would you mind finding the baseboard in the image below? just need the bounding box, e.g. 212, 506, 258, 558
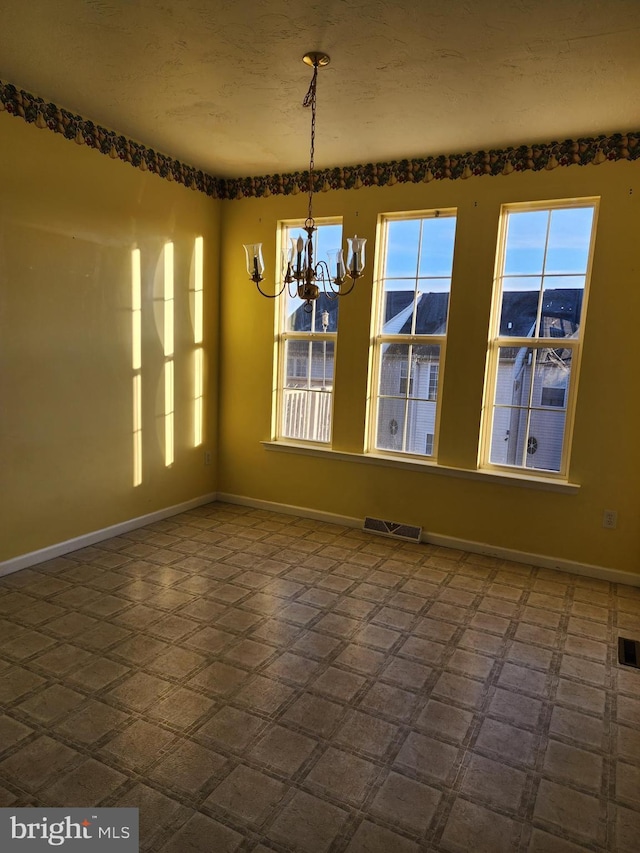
217, 492, 361, 530
5, 489, 638, 589
424, 532, 640, 587
218, 492, 640, 588
0, 492, 218, 578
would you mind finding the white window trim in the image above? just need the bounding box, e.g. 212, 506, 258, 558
262, 440, 579, 494
479, 197, 599, 480
368, 209, 457, 461
274, 217, 342, 446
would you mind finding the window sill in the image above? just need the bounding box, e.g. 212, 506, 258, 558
261, 441, 580, 494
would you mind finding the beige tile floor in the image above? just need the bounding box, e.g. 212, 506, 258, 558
0, 502, 639, 852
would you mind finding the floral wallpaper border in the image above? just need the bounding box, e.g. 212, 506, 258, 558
222, 132, 640, 199
0, 80, 223, 197
2, 78, 639, 201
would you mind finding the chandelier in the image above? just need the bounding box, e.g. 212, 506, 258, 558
244, 52, 366, 311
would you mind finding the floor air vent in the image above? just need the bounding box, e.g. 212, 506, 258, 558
618, 637, 640, 669
363, 517, 422, 543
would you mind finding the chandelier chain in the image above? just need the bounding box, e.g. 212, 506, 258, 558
303, 63, 318, 225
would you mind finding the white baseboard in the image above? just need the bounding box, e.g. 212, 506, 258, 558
0, 492, 218, 578
218, 492, 640, 588
217, 492, 361, 530
4, 490, 638, 589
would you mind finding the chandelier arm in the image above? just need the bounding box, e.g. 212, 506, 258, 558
315, 259, 330, 291
326, 279, 356, 297
336, 278, 356, 296
255, 279, 287, 299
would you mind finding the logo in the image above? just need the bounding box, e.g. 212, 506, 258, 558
1, 809, 138, 851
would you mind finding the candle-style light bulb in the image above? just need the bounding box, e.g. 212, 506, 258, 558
243, 243, 264, 282
327, 249, 346, 284
347, 235, 366, 278
296, 236, 304, 277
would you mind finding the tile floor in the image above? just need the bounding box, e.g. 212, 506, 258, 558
0, 502, 639, 852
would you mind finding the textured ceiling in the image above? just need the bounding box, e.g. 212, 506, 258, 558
1, 0, 639, 178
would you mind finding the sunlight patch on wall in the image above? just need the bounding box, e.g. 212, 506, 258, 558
131, 249, 143, 486
194, 236, 204, 345
164, 360, 175, 468
164, 242, 175, 466
132, 375, 142, 487
194, 348, 204, 447
193, 236, 204, 447
164, 242, 174, 358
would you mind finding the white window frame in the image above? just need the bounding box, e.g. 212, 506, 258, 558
274, 217, 342, 446
368, 209, 457, 460
480, 198, 599, 478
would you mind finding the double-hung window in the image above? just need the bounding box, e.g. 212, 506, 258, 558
370, 211, 457, 457
483, 200, 598, 475
276, 219, 342, 444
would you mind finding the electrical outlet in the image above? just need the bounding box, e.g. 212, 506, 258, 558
204, 450, 212, 465
602, 509, 618, 529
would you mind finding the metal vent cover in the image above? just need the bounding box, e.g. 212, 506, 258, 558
363, 517, 422, 543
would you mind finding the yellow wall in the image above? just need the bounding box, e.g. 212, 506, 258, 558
0, 112, 220, 561
2, 103, 639, 576
219, 161, 640, 574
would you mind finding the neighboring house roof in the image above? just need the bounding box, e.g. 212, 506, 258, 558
394, 291, 449, 336
289, 293, 339, 332
384, 299, 415, 334
499, 288, 583, 337
384, 291, 414, 324
288, 287, 583, 340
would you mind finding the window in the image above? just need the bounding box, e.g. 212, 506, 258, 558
541, 386, 566, 408
276, 220, 342, 443
425, 432, 434, 456
483, 200, 597, 475
370, 211, 457, 457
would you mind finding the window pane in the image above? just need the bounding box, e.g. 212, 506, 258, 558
315, 223, 343, 263
545, 207, 594, 274
282, 389, 333, 442
286, 294, 339, 334
409, 346, 440, 400
385, 219, 420, 277
531, 347, 571, 409
494, 346, 534, 406
376, 397, 406, 451
284, 224, 342, 332
414, 284, 450, 335
285, 339, 310, 386
490, 406, 529, 467
489, 405, 566, 471
379, 343, 410, 397
490, 348, 570, 471
285, 340, 334, 389
405, 400, 437, 455
419, 216, 456, 277
382, 284, 417, 334
499, 277, 541, 337
309, 340, 334, 387
540, 276, 585, 337
503, 210, 549, 276
526, 409, 566, 471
